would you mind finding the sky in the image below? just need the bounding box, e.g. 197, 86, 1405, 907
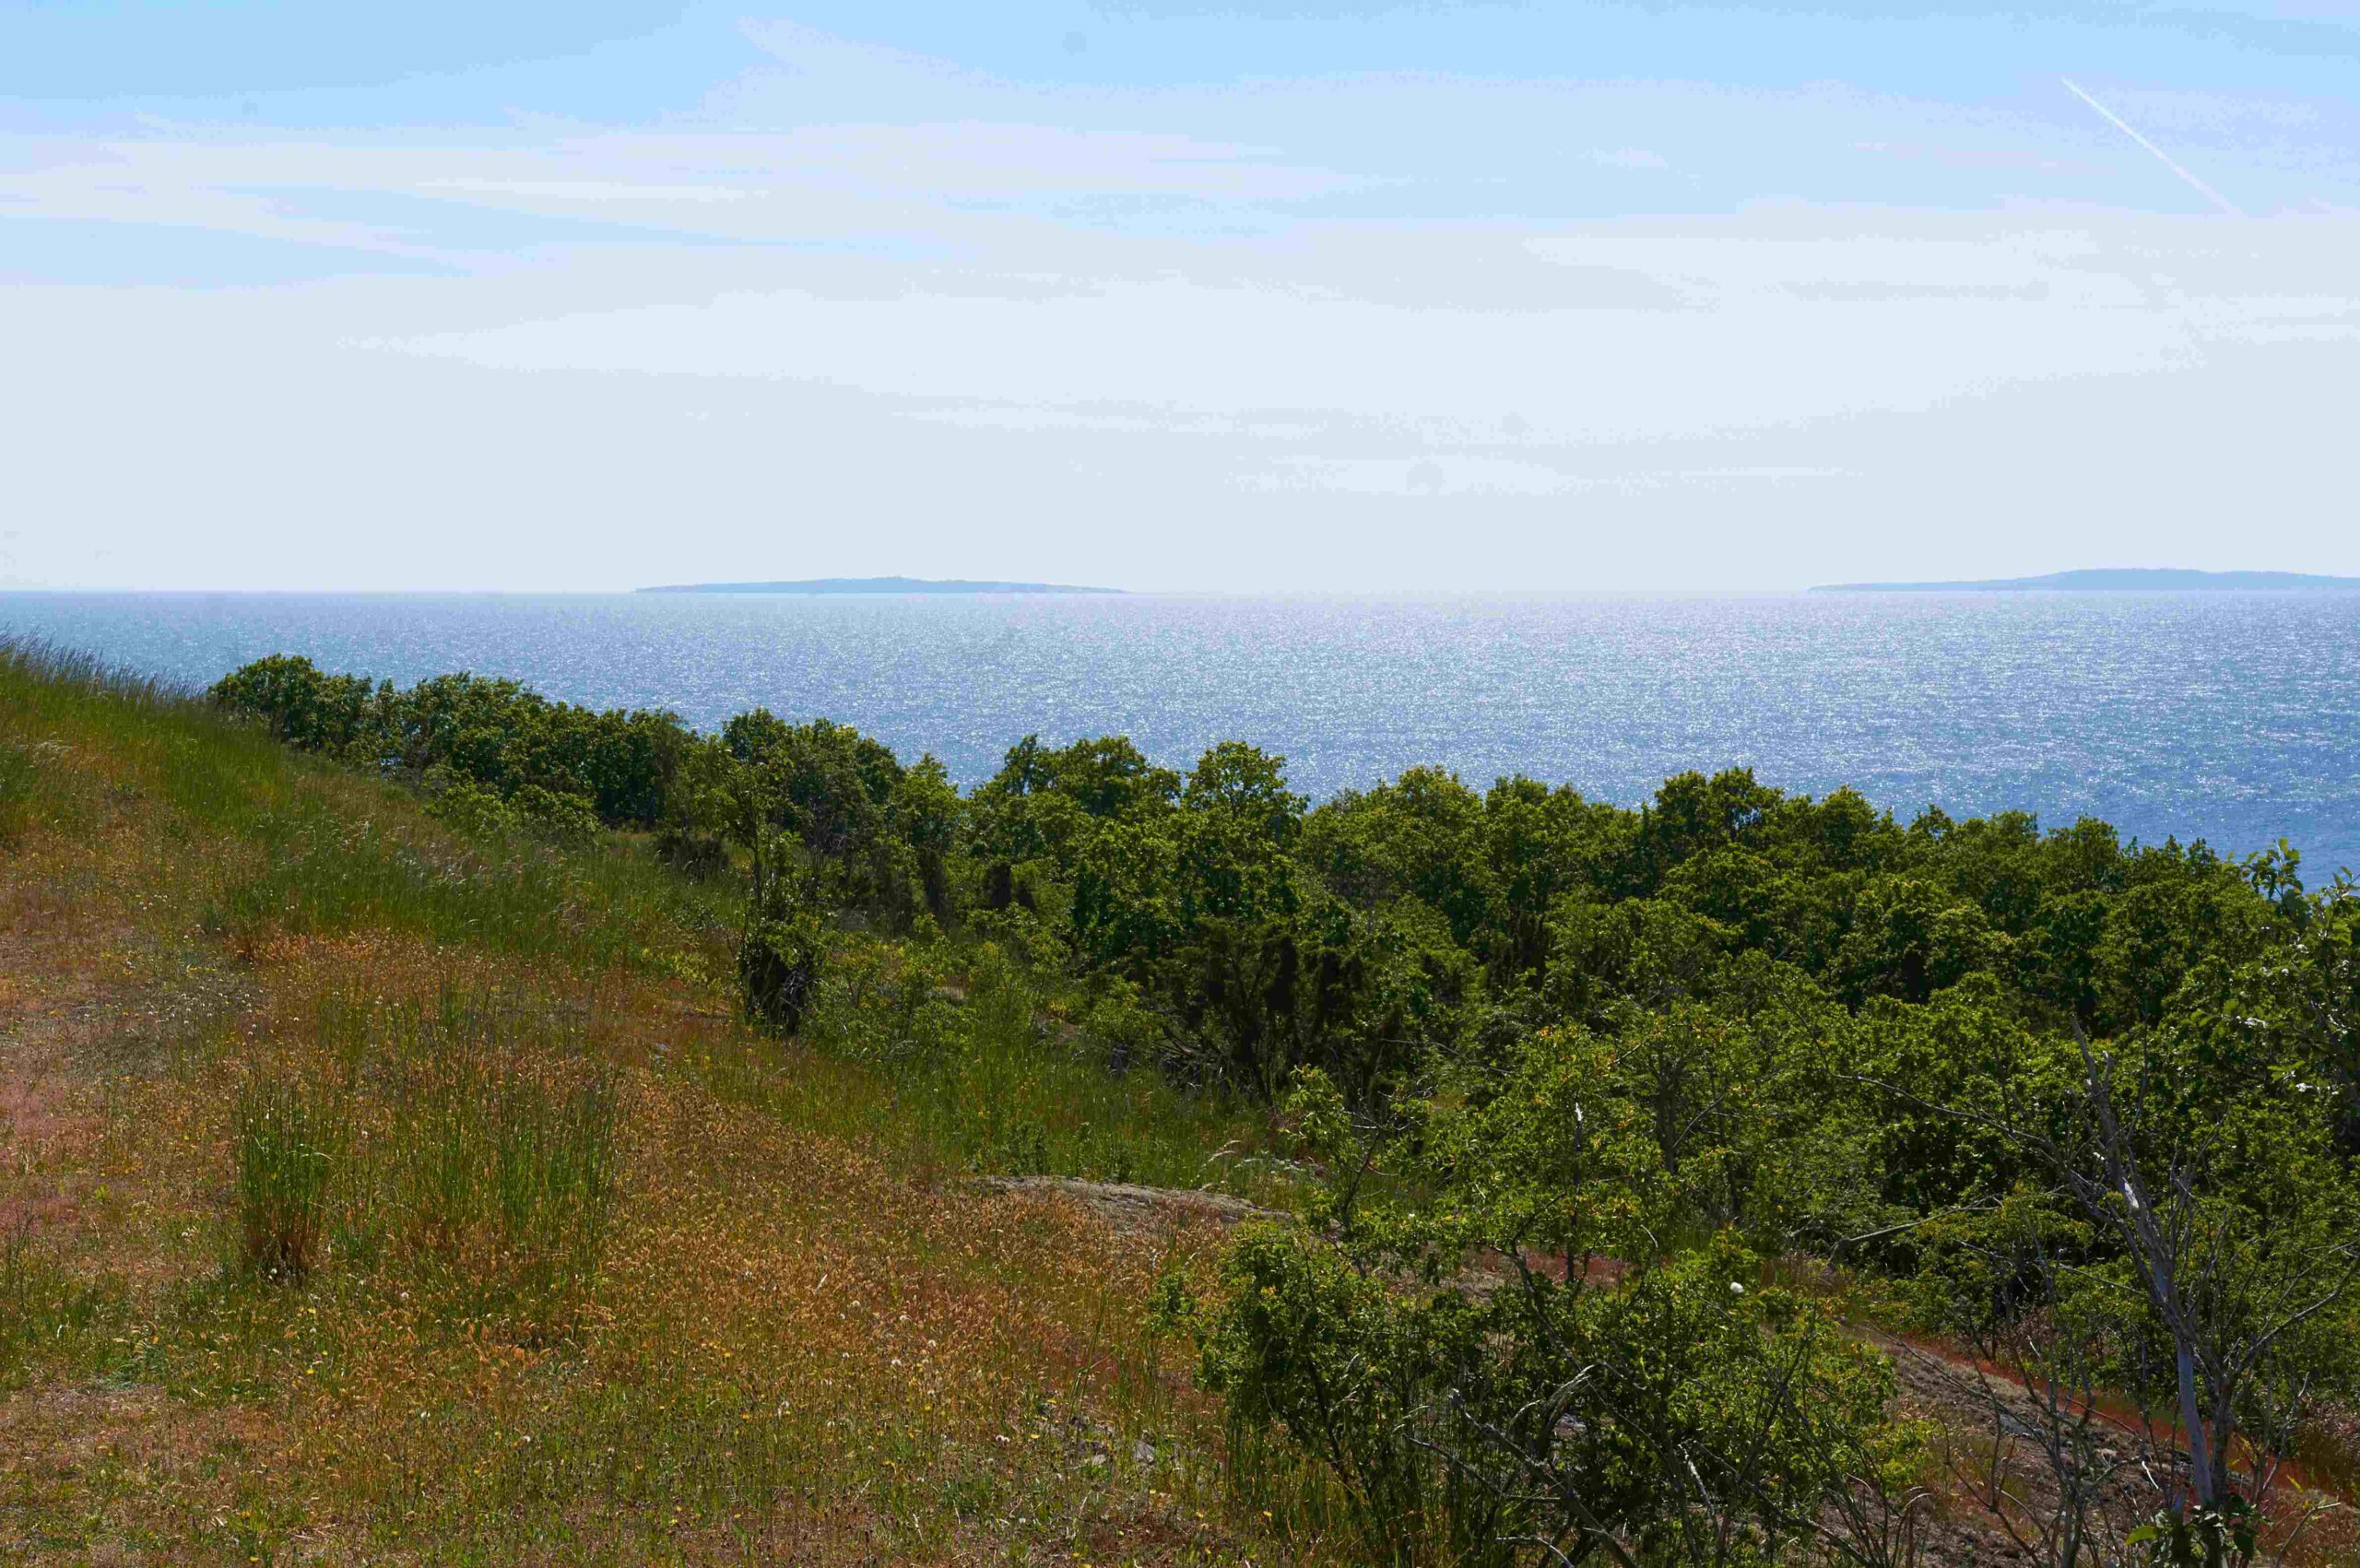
3, 1, 2355, 593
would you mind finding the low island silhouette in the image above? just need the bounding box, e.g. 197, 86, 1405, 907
1813, 567, 2360, 593
638, 575, 1122, 595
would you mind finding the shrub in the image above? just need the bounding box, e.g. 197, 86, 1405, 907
739, 913, 826, 1037
1080, 974, 1169, 1073
1179, 1224, 1512, 1565
1169, 1061, 1918, 1566
509, 783, 601, 845
654, 823, 729, 879
426, 778, 515, 836
1180, 1229, 1906, 1568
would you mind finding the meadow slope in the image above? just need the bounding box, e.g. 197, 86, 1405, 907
0, 646, 1287, 1565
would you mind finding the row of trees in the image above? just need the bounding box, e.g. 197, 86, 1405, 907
212, 655, 2302, 1097
208, 655, 690, 830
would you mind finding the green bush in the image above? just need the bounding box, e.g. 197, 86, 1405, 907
1178, 1222, 1907, 1567
1177, 1223, 1510, 1565
425, 776, 515, 835
210, 654, 692, 829
1164, 1058, 1920, 1565
738, 912, 826, 1038
209, 652, 2330, 1116
509, 783, 602, 844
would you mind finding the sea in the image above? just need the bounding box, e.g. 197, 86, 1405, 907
6, 590, 2356, 880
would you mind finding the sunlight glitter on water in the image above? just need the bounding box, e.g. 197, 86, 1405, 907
7, 589, 2356, 877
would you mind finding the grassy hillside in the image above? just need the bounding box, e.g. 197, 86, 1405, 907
0, 642, 1292, 1564
9, 640, 2359, 1567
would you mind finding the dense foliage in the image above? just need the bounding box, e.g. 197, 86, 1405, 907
212, 654, 2360, 1563
209, 654, 692, 831
210, 654, 2343, 1103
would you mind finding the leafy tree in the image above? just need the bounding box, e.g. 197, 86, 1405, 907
208, 654, 392, 756
1172, 1059, 1915, 1567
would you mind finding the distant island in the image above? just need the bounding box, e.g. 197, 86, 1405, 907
639, 576, 1123, 596
1813, 568, 2360, 594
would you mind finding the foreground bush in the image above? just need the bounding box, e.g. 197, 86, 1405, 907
739, 910, 826, 1038
1185, 1231, 1906, 1567
1167, 1057, 1920, 1566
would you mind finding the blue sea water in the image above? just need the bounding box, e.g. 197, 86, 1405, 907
6, 590, 2357, 879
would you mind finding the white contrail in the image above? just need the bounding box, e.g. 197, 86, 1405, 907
2062, 77, 2243, 217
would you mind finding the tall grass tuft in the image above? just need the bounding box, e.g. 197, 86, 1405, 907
321, 982, 628, 1339
233, 1078, 342, 1281
490, 1069, 621, 1312
0, 633, 182, 713
387, 1060, 621, 1339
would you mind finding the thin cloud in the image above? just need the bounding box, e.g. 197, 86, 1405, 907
419, 178, 757, 203
2062, 78, 2244, 217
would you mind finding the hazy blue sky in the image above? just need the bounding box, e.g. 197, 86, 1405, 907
4, 2, 2354, 591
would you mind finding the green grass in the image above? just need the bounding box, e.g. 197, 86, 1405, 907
3, 633, 741, 980
0, 1233, 137, 1388
692, 931, 1288, 1197
0, 736, 36, 845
